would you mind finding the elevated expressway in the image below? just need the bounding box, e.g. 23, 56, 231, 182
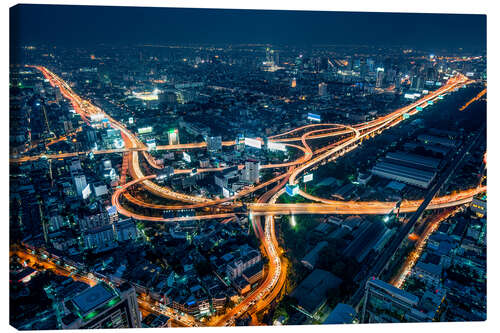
21, 66, 483, 326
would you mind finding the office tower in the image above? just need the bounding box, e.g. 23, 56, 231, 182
69, 157, 82, 175
55, 87, 63, 102
168, 129, 179, 145
395, 73, 402, 90
273, 51, 279, 65
59, 283, 141, 329
361, 278, 442, 323
367, 58, 375, 72
318, 82, 328, 96
206, 136, 222, 153
243, 160, 260, 184
376, 68, 385, 88
386, 69, 397, 84
235, 134, 245, 151
353, 58, 361, 71
72, 172, 87, 197
85, 126, 98, 148
265, 47, 273, 63
63, 120, 73, 134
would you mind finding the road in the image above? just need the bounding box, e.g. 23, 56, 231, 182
390, 207, 460, 288
248, 185, 485, 215
349, 123, 486, 309
15, 66, 478, 326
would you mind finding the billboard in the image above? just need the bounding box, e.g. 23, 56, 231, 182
245, 137, 262, 149
82, 184, 91, 199
404, 93, 417, 100
416, 106, 423, 112
182, 152, 191, 163
307, 113, 321, 122
303, 173, 314, 183
285, 184, 299, 196
427, 101, 434, 105
128, 117, 134, 124
138, 126, 153, 134
422, 90, 429, 95
267, 141, 287, 152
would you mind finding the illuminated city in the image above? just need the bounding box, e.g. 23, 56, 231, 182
9, 4, 486, 329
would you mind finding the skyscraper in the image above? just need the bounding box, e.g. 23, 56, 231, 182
318, 82, 328, 96
206, 136, 222, 153
55, 87, 63, 103
168, 129, 179, 145
243, 160, 260, 184
59, 283, 142, 329
376, 68, 385, 88
72, 172, 87, 197
367, 58, 375, 72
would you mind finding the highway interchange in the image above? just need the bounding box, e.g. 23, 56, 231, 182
12, 65, 485, 326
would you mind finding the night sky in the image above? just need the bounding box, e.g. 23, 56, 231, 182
10, 4, 486, 51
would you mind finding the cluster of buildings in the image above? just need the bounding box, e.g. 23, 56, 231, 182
371, 151, 443, 189
362, 203, 486, 323
9, 42, 487, 329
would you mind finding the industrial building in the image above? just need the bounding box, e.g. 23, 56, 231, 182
343, 220, 388, 263
385, 152, 441, 171
371, 160, 436, 189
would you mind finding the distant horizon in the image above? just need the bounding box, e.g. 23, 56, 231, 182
10, 4, 486, 52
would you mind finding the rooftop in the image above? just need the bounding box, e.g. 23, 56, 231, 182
72, 283, 116, 314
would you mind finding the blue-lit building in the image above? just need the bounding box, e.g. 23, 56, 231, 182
59, 283, 141, 329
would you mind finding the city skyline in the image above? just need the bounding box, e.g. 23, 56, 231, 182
10, 4, 486, 51
9, 4, 486, 330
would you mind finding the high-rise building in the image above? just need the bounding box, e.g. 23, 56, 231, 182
243, 160, 260, 184
235, 134, 245, 151
55, 87, 63, 102
318, 82, 328, 96
376, 68, 385, 88
59, 283, 141, 329
206, 136, 222, 153
63, 120, 73, 134
273, 51, 280, 66
361, 278, 442, 323
367, 58, 375, 72
72, 172, 87, 197
69, 157, 82, 175
352, 58, 361, 71
168, 129, 179, 145
416, 76, 423, 91
395, 73, 402, 90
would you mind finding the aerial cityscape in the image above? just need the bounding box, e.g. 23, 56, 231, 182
9, 4, 487, 330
